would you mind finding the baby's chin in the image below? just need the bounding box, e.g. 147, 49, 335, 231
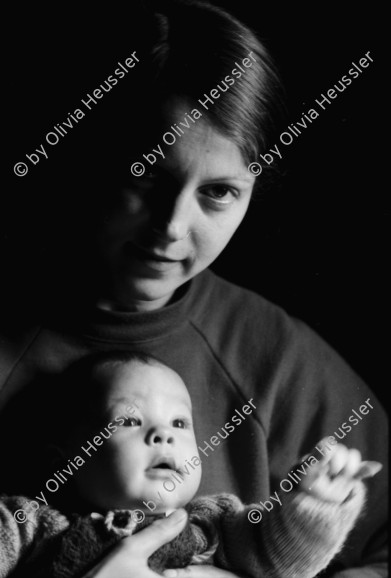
139, 492, 193, 517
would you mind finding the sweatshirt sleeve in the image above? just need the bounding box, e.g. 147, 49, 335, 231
211, 485, 366, 578
0, 495, 69, 577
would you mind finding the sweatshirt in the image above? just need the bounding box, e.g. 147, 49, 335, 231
0, 269, 388, 576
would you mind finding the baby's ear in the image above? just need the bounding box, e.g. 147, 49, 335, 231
354, 461, 383, 480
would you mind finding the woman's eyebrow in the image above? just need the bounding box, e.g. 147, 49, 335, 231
152, 161, 254, 186
201, 175, 254, 185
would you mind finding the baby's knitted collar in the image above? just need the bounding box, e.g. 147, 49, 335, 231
90, 510, 166, 537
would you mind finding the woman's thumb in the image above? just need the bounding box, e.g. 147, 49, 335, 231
123, 509, 188, 558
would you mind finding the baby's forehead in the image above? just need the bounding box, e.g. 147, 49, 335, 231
94, 359, 192, 409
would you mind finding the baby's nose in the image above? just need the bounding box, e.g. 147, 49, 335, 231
148, 427, 174, 445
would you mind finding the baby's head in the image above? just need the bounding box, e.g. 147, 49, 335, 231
54, 351, 202, 514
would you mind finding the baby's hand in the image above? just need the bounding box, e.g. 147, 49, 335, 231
298, 438, 382, 504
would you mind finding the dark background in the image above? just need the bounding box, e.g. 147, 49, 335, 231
5, 2, 388, 408
212, 2, 389, 410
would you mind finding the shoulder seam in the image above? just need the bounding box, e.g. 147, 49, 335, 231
188, 320, 268, 438
1, 325, 43, 398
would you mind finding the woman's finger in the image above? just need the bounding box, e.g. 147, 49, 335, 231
163, 565, 246, 577
120, 509, 188, 558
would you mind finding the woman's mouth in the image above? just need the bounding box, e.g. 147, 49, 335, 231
124, 242, 183, 272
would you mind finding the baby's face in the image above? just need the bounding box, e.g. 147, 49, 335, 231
69, 361, 202, 514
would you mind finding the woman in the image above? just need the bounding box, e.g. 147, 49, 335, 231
2, 1, 387, 577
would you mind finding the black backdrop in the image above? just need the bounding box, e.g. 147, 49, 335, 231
212, 2, 388, 409
5, 2, 388, 408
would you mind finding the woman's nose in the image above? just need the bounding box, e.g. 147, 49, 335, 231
146, 426, 175, 446
152, 192, 193, 243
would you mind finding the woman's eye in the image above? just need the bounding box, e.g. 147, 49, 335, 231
136, 166, 165, 182
201, 185, 238, 206
140, 169, 158, 180
127, 169, 159, 191
123, 416, 141, 427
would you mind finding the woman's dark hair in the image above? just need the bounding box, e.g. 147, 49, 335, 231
73, 0, 286, 189
138, 0, 286, 165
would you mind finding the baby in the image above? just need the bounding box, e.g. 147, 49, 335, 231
0, 351, 382, 578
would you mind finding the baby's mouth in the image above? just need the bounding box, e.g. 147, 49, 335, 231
147, 456, 181, 475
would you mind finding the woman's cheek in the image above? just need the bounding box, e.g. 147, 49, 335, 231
201, 225, 236, 263
102, 194, 149, 239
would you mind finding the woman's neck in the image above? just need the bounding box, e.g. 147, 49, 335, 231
96, 294, 172, 313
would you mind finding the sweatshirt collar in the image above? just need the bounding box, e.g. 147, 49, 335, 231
46, 270, 211, 343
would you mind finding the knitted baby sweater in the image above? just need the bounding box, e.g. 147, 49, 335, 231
0, 485, 365, 578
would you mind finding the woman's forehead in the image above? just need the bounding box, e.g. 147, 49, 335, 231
164, 131, 247, 180
146, 99, 254, 184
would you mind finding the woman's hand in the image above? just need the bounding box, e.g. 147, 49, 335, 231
83, 509, 188, 578
163, 566, 247, 577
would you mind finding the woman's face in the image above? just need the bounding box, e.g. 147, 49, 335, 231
97, 99, 256, 311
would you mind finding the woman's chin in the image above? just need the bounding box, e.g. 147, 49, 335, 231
112, 276, 187, 311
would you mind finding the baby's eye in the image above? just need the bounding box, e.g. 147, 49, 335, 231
123, 416, 141, 427
172, 419, 188, 429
